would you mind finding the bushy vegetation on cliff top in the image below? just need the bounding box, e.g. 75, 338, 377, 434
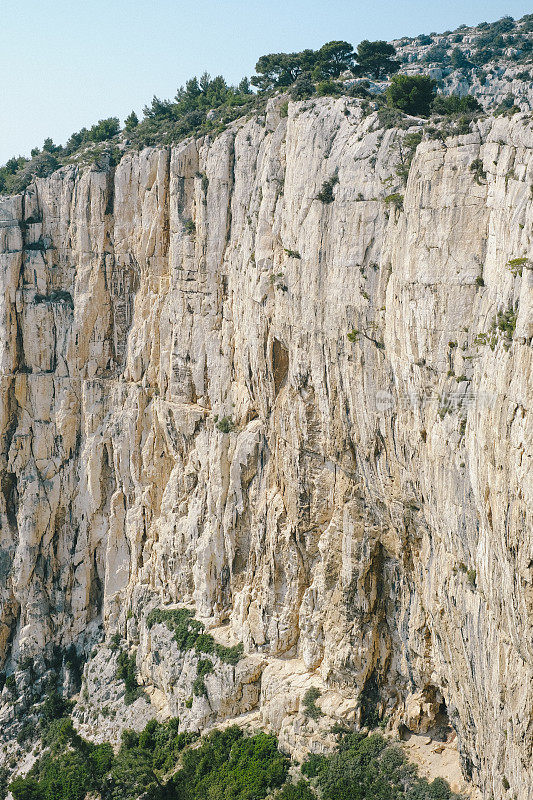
7, 707, 462, 800
1, 13, 531, 195
0, 39, 400, 194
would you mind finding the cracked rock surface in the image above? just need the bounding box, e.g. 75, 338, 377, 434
0, 97, 531, 799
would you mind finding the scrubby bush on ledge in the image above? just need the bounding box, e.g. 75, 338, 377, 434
146, 607, 243, 665
316, 171, 339, 203
302, 687, 323, 720
116, 650, 144, 705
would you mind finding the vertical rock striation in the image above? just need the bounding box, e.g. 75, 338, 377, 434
0, 97, 531, 798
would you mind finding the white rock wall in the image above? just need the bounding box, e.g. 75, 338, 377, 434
0, 97, 531, 799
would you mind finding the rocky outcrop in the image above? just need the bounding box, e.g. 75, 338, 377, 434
391, 18, 533, 112
0, 96, 531, 799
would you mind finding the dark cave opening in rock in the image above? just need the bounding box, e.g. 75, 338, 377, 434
272, 338, 289, 396
1, 472, 18, 529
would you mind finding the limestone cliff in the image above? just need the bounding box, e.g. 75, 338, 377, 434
0, 96, 531, 799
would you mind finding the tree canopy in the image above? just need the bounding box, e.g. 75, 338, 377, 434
353, 40, 400, 78
431, 93, 482, 114
9, 713, 462, 800
314, 41, 356, 77
250, 39, 399, 90
386, 74, 437, 116
251, 41, 357, 91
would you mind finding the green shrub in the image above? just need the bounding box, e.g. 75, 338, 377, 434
494, 305, 517, 341
348, 82, 371, 99
316, 80, 342, 96
302, 688, 323, 720
384, 192, 403, 211
171, 726, 289, 800
395, 131, 422, 183
431, 94, 482, 115
507, 257, 528, 276
108, 740, 160, 799
146, 607, 243, 665
474, 303, 518, 350
423, 46, 450, 64
116, 651, 143, 705
386, 75, 437, 117
0, 767, 8, 800
216, 416, 234, 433
269, 272, 287, 291
192, 658, 214, 697
147, 608, 203, 648
377, 105, 408, 130
494, 94, 520, 116
290, 74, 315, 101
316, 171, 339, 203
469, 158, 486, 184
275, 780, 316, 799
1, 152, 59, 194
87, 117, 121, 142
347, 326, 385, 350
301, 752, 328, 778
450, 48, 472, 69
11, 717, 111, 800
124, 111, 139, 131
41, 690, 73, 723
10, 774, 48, 800
467, 569, 477, 587
303, 730, 459, 800
16, 720, 37, 746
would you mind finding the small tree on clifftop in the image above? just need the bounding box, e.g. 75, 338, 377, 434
353, 40, 400, 79
124, 111, 139, 131
386, 74, 437, 116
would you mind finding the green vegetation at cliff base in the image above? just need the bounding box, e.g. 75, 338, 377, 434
7, 710, 463, 800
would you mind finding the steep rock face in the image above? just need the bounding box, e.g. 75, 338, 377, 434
0, 98, 531, 798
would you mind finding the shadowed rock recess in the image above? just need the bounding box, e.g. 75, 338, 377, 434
0, 96, 531, 799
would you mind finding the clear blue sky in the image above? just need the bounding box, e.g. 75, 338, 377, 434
1, 0, 531, 162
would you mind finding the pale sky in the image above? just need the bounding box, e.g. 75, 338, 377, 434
1, 0, 531, 163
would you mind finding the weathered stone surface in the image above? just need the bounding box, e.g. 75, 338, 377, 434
0, 97, 531, 799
